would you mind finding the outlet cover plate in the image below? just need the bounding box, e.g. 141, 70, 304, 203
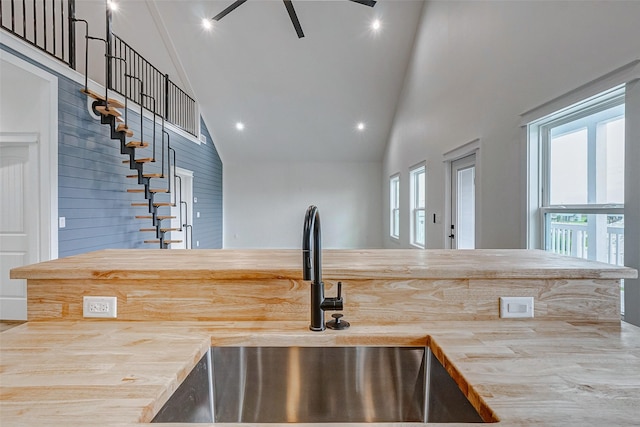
500, 297, 534, 318
83, 296, 117, 318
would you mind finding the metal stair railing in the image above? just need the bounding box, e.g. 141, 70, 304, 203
68, 2, 196, 249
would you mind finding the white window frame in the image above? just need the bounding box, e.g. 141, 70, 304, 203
521, 60, 640, 325
409, 164, 426, 248
389, 174, 400, 240
528, 86, 625, 252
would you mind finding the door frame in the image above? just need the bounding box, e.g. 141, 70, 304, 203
443, 139, 480, 249
0, 50, 59, 262
170, 167, 194, 249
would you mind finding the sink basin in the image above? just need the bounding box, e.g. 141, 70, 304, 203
152, 346, 486, 423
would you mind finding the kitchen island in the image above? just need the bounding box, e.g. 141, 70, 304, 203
3, 249, 639, 426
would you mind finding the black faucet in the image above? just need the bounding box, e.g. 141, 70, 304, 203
302, 205, 346, 331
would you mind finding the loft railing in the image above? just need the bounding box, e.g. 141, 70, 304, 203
0, 0, 75, 67
166, 79, 198, 136
111, 33, 198, 136
2, 0, 198, 136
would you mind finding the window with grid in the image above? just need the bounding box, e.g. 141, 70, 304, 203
529, 86, 625, 311
389, 174, 400, 239
410, 165, 426, 248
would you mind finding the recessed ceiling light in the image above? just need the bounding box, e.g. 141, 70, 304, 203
357, 122, 366, 131
236, 122, 245, 131
371, 19, 381, 32
202, 18, 213, 30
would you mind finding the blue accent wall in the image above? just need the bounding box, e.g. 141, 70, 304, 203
2, 43, 223, 256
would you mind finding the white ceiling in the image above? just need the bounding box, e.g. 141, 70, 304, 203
111, 0, 424, 162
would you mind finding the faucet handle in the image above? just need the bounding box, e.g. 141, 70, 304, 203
337, 281, 342, 299
327, 312, 350, 330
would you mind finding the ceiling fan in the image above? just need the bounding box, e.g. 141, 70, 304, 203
210, 0, 377, 39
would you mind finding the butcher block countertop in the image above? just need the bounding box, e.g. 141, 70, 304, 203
10, 248, 638, 280
1, 320, 640, 426
3, 249, 639, 426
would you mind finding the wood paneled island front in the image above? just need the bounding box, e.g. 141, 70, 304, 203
3, 249, 640, 426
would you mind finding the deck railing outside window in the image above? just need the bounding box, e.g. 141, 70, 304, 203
547, 214, 624, 266
547, 213, 625, 314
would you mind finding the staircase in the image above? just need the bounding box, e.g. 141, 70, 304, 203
83, 88, 183, 249
1, 0, 194, 249
68, 0, 198, 250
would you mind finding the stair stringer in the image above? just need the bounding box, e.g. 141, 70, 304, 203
90, 99, 174, 248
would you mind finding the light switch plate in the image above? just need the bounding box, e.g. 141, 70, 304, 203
500, 297, 534, 318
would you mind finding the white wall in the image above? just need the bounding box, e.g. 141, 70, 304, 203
0, 51, 58, 320
224, 161, 382, 249
383, 0, 640, 249
624, 80, 640, 327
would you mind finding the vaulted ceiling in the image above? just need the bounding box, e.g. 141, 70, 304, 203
82, 0, 424, 162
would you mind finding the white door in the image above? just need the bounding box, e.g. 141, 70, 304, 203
0, 135, 39, 320
450, 154, 476, 249
170, 168, 193, 249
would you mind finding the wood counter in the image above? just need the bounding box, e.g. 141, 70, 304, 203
10, 249, 636, 323
3, 249, 639, 425
1, 320, 639, 426
11, 248, 638, 280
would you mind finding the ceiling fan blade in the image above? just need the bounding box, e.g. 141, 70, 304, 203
283, 0, 305, 38
212, 0, 248, 21
348, 0, 377, 7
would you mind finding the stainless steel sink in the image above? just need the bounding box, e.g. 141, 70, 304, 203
152, 346, 485, 423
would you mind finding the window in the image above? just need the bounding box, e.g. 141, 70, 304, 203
389, 174, 400, 239
528, 86, 625, 310
410, 165, 426, 247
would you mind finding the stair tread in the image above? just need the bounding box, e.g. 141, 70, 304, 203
130, 202, 173, 207
126, 173, 163, 178
81, 88, 125, 108
117, 125, 134, 137
95, 105, 122, 118
136, 215, 175, 220
125, 141, 149, 148
144, 240, 183, 244
140, 228, 180, 232
122, 158, 153, 164
128, 188, 168, 193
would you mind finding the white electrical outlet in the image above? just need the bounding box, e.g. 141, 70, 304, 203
83, 296, 117, 318
500, 297, 534, 318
